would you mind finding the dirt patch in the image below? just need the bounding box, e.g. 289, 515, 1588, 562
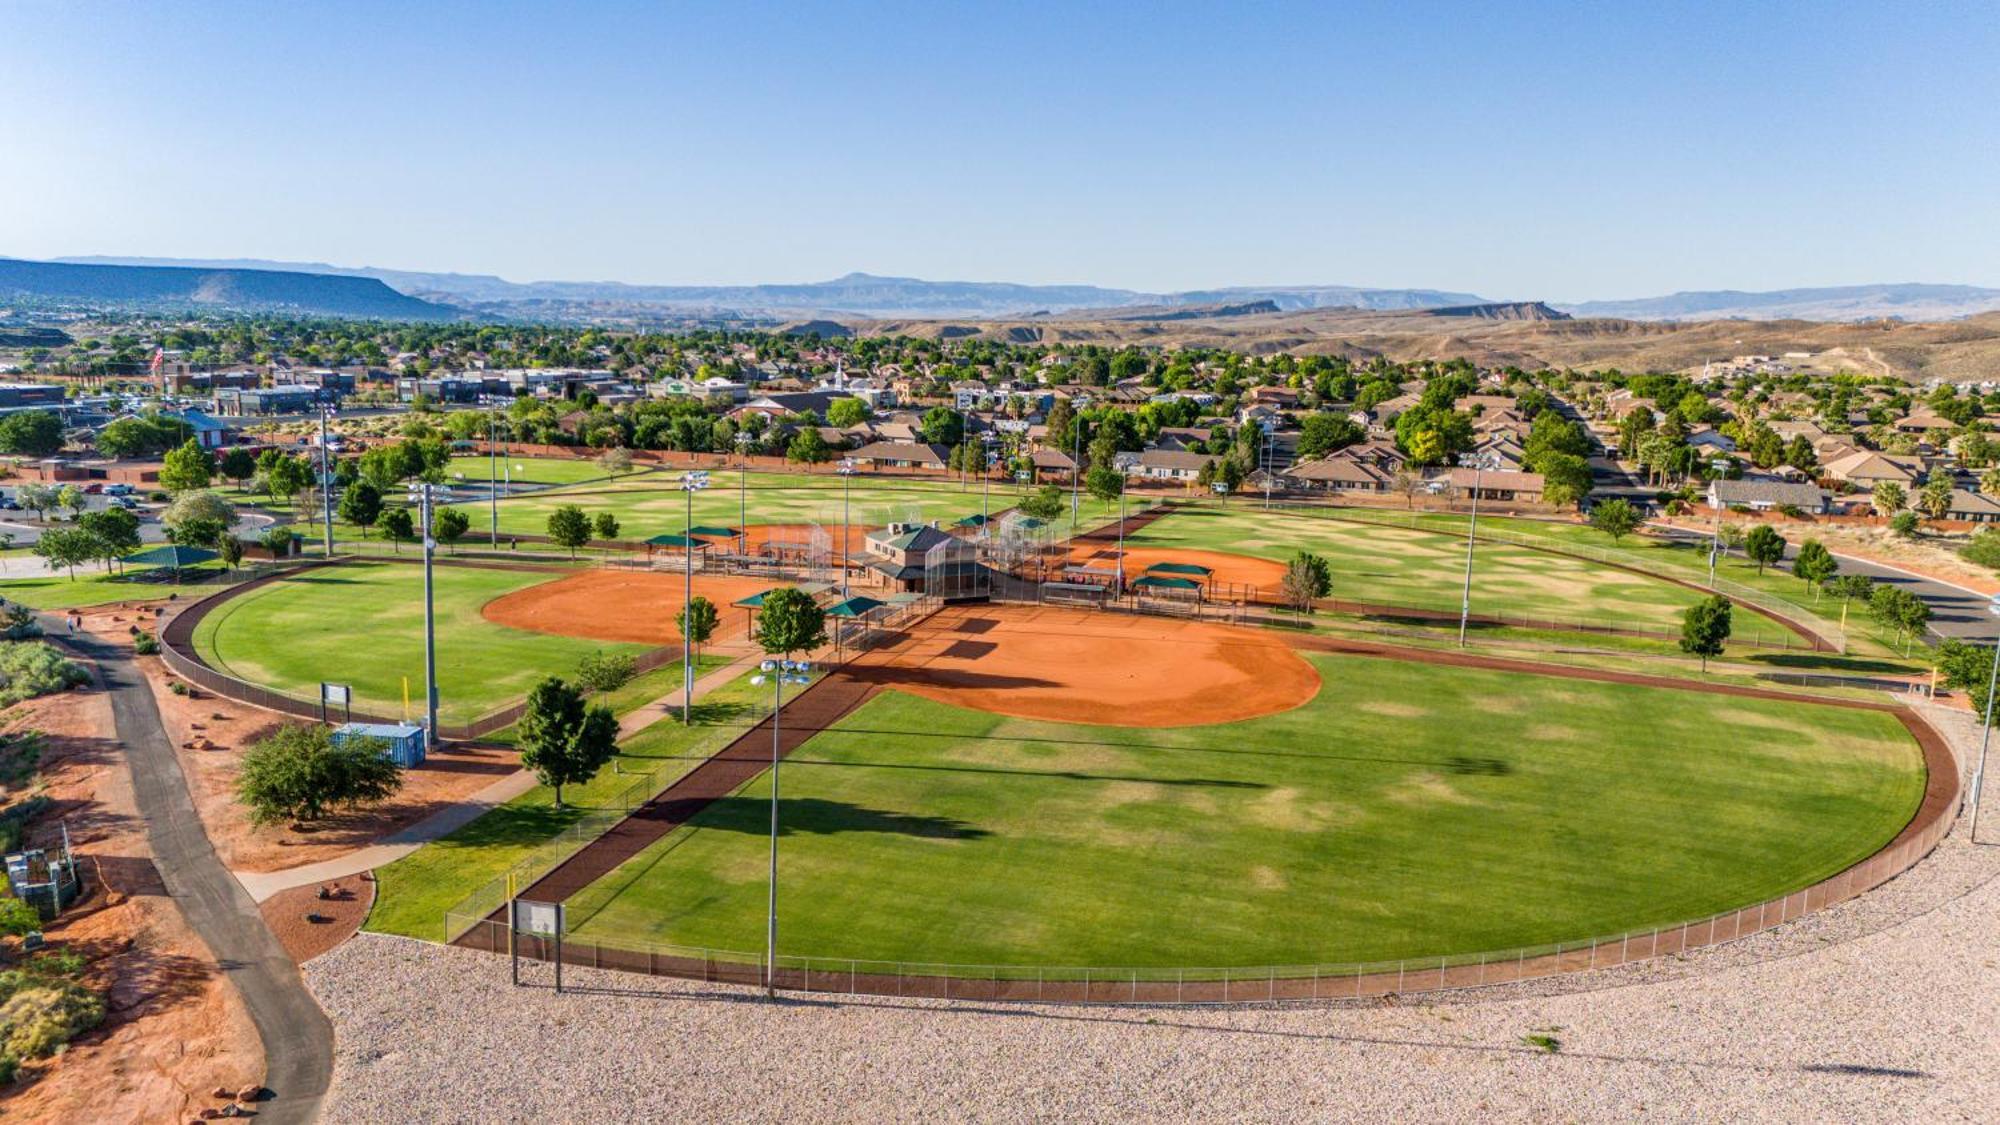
1056, 543, 1290, 598
0, 656, 263, 1121
482, 569, 781, 645
848, 604, 1321, 727
261, 874, 374, 963
732, 522, 872, 557
141, 658, 521, 874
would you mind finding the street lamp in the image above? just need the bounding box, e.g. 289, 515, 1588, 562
678, 471, 710, 723
1968, 594, 2000, 843
404, 482, 444, 746
836, 458, 856, 598
1456, 452, 1499, 648
750, 657, 813, 998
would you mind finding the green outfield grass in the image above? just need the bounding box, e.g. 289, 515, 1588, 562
1132, 505, 1712, 633
443, 454, 642, 488
1, 563, 233, 609
364, 668, 780, 941
561, 653, 1924, 969
188, 561, 651, 723
478, 469, 1123, 542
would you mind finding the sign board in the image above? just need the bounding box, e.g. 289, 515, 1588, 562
513, 899, 563, 936
320, 683, 350, 706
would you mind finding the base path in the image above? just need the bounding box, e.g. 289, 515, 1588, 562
42, 617, 332, 1124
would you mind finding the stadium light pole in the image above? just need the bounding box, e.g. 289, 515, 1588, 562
1069, 419, 1083, 532
1968, 596, 2000, 842
406, 482, 442, 746
1456, 452, 1498, 649
487, 410, 501, 548
1114, 466, 1129, 595
753, 658, 813, 999
679, 472, 710, 723
837, 458, 856, 598
736, 432, 753, 557
318, 405, 337, 558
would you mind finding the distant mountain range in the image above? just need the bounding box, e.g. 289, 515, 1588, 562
1554, 284, 2000, 323
1, 258, 456, 321
20, 256, 2000, 324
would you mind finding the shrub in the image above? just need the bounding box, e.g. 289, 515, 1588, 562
0, 643, 87, 708
0, 606, 36, 642
576, 651, 636, 693
167, 680, 187, 696
1776, 503, 1804, 518
236, 723, 402, 827
1890, 510, 1920, 537
0, 973, 106, 1075
133, 632, 159, 656
1963, 528, 2000, 571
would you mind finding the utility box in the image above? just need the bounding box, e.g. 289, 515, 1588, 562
332, 721, 427, 768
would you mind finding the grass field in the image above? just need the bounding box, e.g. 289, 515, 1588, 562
561, 654, 1924, 969
443, 454, 638, 488
1131, 505, 1711, 633
1, 564, 233, 609
478, 469, 1125, 542
188, 561, 652, 723
364, 669, 780, 941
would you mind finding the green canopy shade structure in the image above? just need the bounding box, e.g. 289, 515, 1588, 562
1145, 562, 1213, 578
955, 513, 992, 528
122, 544, 218, 569
1132, 574, 1203, 592
824, 595, 888, 618
644, 533, 706, 549
732, 588, 791, 609
685, 525, 740, 539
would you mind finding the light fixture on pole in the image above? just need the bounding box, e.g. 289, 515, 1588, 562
735, 432, 754, 557
488, 410, 503, 549
1456, 452, 1498, 648
404, 482, 444, 746
1967, 594, 2000, 843
1115, 465, 1130, 595
836, 458, 856, 598
678, 471, 710, 723
750, 657, 814, 999
982, 439, 999, 538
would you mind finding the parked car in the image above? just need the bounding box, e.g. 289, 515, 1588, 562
111, 496, 140, 510
104, 483, 134, 496
81, 482, 103, 494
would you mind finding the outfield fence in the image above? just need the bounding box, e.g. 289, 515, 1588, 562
453, 701, 1957, 1003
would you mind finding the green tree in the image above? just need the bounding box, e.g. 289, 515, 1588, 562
1916, 475, 1953, 521
1536, 452, 1593, 508
1016, 485, 1066, 521
263, 452, 313, 503
1280, 550, 1333, 612
262, 524, 297, 557
1792, 538, 1837, 596
1296, 413, 1364, 459
1868, 584, 1931, 653
597, 447, 634, 477
218, 534, 244, 569
678, 595, 720, 664
921, 406, 964, 447
1871, 480, 1906, 517
517, 676, 618, 809
0, 411, 63, 456
1679, 594, 1732, 671
1084, 464, 1123, 504
1743, 524, 1786, 574
1588, 498, 1640, 542
787, 425, 832, 465
235, 724, 403, 827
755, 586, 827, 657
1937, 639, 1998, 713
381, 507, 415, 552
434, 506, 471, 553
32, 527, 98, 579
826, 397, 870, 428
592, 512, 621, 541
547, 504, 592, 557
158, 439, 215, 492
78, 507, 141, 571
338, 480, 383, 538
219, 446, 258, 490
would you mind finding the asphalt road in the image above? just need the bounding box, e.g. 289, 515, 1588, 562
44, 618, 331, 1123
1651, 526, 1998, 643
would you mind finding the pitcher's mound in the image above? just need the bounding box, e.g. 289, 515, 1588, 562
849, 604, 1320, 727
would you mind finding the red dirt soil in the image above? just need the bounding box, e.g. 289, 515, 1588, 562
728, 522, 872, 556
481, 570, 781, 644
846, 603, 1321, 726
260, 874, 374, 963
1056, 543, 1288, 596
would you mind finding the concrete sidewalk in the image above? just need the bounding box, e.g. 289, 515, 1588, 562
616, 647, 763, 737
234, 767, 541, 903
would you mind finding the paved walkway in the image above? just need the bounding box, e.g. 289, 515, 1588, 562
42, 616, 332, 1125
616, 646, 762, 738
234, 768, 541, 903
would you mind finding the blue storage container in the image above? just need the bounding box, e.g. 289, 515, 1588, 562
332, 721, 427, 768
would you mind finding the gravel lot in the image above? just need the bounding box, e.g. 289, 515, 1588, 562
307, 700, 2000, 1122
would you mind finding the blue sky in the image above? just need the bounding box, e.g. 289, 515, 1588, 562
4, 1, 1996, 299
